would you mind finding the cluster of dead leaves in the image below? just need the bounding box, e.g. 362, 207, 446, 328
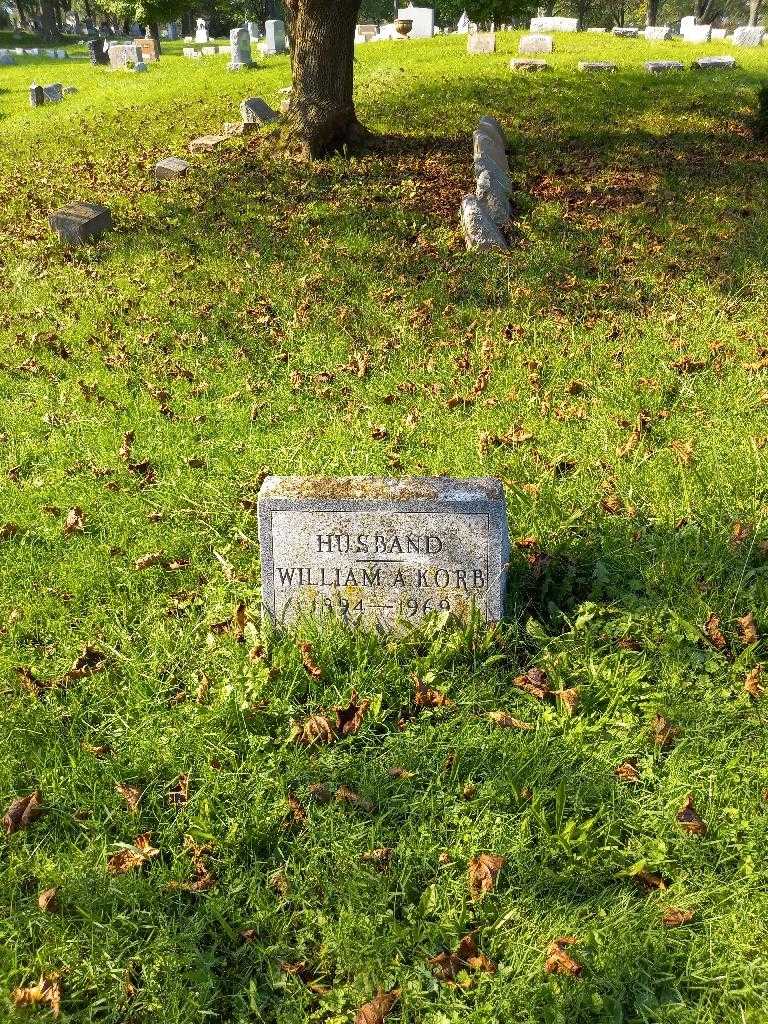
168, 836, 216, 893
428, 931, 496, 982
293, 690, 370, 746
468, 853, 505, 900
705, 611, 761, 654
545, 936, 583, 977
15, 646, 107, 698
3, 791, 44, 835
106, 833, 160, 875
512, 666, 579, 716
11, 973, 62, 1017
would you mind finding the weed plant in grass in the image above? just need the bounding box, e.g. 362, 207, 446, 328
1, 29, 768, 1024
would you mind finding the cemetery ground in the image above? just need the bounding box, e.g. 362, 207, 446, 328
2, 27, 768, 1024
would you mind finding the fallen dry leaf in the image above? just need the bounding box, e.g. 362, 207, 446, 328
294, 713, 335, 746
168, 774, 190, 807
234, 601, 247, 642
615, 761, 641, 783
676, 795, 707, 836
389, 766, 415, 779
428, 931, 496, 981
11, 973, 62, 1017
354, 987, 400, 1024
107, 833, 160, 875
335, 690, 371, 737
651, 713, 680, 749
545, 937, 583, 977
335, 784, 375, 813
662, 908, 694, 927
413, 676, 453, 708
468, 853, 505, 900
37, 888, 59, 913
3, 791, 44, 835
487, 710, 534, 730
134, 551, 165, 570
704, 613, 728, 653
360, 847, 393, 869
63, 507, 84, 535
557, 688, 580, 715
116, 783, 142, 812
286, 792, 307, 826
298, 641, 322, 678
513, 667, 551, 700
0, 522, 20, 540
634, 868, 669, 892
63, 646, 107, 681
737, 611, 759, 646
745, 666, 764, 698
730, 521, 752, 547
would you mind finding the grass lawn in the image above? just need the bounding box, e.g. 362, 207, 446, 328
2, 27, 768, 1024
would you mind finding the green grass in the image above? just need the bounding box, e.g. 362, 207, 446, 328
2, 28, 768, 1024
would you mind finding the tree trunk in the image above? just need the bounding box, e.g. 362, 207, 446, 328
39, 0, 58, 40
749, 0, 761, 24
284, 0, 365, 158
646, 0, 658, 26
148, 20, 161, 54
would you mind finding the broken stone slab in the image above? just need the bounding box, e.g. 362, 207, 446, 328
473, 149, 511, 200
257, 475, 510, 630
478, 115, 506, 149
475, 168, 510, 227
223, 120, 260, 136
155, 156, 190, 180
188, 135, 229, 152
473, 129, 508, 171
643, 25, 672, 40
460, 195, 509, 251
732, 25, 764, 45
519, 33, 553, 53
42, 83, 63, 101
49, 202, 112, 245
612, 26, 638, 36
645, 59, 685, 72
510, 58, 549, 71
240, 96, 279, 123
693, 55, 737, 68
578, 60, 617, 71
62, 85, 78, 95
29, 85, 45, 107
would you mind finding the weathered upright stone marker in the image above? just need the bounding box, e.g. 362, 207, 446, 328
258, 476, 509, 630
229, 26, 253, 68
49, 202, 113, 244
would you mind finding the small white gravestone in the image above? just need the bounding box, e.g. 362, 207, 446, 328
645, 59, 684, 71
732, 25, 764, 45
397, 6, 435, 37
710, 27, 727, 38
693, 54, 736, 68
612, 26, 638, 36
201, 46, 216, 56
682, 23, 712, 42
264, 19, 287, 53
519, 33, 553, 53
229, 27, 252, 68
467, 31, 495, 53
195, 18, 209, 43
510, 57, 549, 70
107, 43, 143, 70
183, 47, 198, 57
529, 16, 578, 31
257, 476, 510, 630
644, 25, 672, 40
457, 10, 470, 32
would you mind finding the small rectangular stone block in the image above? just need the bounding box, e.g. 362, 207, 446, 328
49, 202, 112, 245
42, 83, 63, 102
188, 134, 228, 152
519, 33, 553, 53
257, 476, 509, 630
587, 27, 607, 32
510, 58, 549, 71
732, 25, 764, 45
693, 55, 737, 68
612, 26, 638, 36
155, 156, 190, 179
467, 31, 495, 53
579, 60, 617, 71
644, 25, 672, 40
529, 16, 578, 31
710, 27, 727, 39
201, 46, 217, 55
681, 24, 711, 42
645, 59, 685, 72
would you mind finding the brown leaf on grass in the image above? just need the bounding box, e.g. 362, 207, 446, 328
737, 611, 759, 646
704, 613, 728, 651
388, 766, 415, 779
513, 667, 551, 700
298, 641, 322, 678
168, 774, 190, 807
119, 431, 134, 461
234, 601, 247, 642
3, 791, 44, 835
335, 690, 371, 737
360, 847, 393, 869
676, 795, 707, 836
134, 551, 165, 570
308, 782, 332, 802
196, 672, 211, 703
168, 861, 216, 894
106, 833, 159, 875
488, 710, 534, 730
557, 688, 580, 716
730, 521, 752, 547
468, 853, 505, 900
116, 783, 142, 812
82, 742, 110, 758
63, 646, 107, 681
615, 761, 641, 783
428, 931, 496, 981
335, 784, 375, 813
63, 507, 84, 535
11, 973, 62, 1017
413, 677, 453, 708
294, 713, 335, 746
662, 908, 694, 927
286, 792, 307, 826
15, 666, 46, 697
651, 713, 680, 749
37, 888, 59, 913
745, 666, 764, 698
354, 988, 401, 1024
545, 937, 583, 977
1, 522, 19, 540
634, 869, 669, 892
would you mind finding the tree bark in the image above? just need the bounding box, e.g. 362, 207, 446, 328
749, 0, 761, 24
646, 0, 658, 26
148, 20, 161, 54
38, 0, 58, 40
284, 0, 365, 158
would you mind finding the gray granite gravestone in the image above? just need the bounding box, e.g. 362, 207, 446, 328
732, 25, 764, 45
693, 55, 736, 69
257, 476, 509, 630
229, 27, 253, 69
510, 58, 550, 71
155, 156, 190, 179
49, 202, 113, 244
264, 19, 287, 53
107, 43, 142, 69
645, 59, 684, 72
42, 83, 63, 101
241, 96, 279, 123
461, 195, 509, 250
